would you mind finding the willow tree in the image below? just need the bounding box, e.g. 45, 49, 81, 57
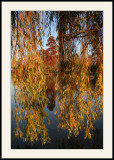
11, 11, 49, 144
11, 11, 45, 82
45, 11, 103, 63
45, 11, 103, 95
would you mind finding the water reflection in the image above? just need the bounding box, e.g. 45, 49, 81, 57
12, 64, 51, 145
11, 59, 103, 148
11, 10, 103, 149
46, 77, 56, 111
55, 56, 103, 139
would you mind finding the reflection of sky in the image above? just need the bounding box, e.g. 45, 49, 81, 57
11, 78, 103, 149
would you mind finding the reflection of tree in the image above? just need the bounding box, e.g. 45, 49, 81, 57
11, 11, 103, 148
46, 77, 56, 111
12, 66, 51, 145
55, 52, 103, 140
14, 104, 50, 145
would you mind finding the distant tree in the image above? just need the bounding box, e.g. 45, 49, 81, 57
45, 36, 57, 66
46, 11, 103, 64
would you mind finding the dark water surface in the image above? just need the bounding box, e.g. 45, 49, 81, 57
11, 77, 103, 149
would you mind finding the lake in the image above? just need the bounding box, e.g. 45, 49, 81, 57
11, 72, 103, 149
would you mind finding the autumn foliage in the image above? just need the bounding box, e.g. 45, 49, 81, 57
44, 36, 57, 66
11, 11, 103, 146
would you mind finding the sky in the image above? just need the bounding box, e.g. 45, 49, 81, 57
11, 11, 93, 56
40, 11, 92, 55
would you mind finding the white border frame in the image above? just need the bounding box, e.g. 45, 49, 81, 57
2, 1, 112, 158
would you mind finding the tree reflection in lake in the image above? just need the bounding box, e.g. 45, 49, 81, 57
55, 54, 103, 141
46, 76, 56, 111
11, 58, 51, 145
11, 11, 103, 149
11, 58, 103, 148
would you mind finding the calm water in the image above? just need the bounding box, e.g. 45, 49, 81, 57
11, 76, 103, 149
